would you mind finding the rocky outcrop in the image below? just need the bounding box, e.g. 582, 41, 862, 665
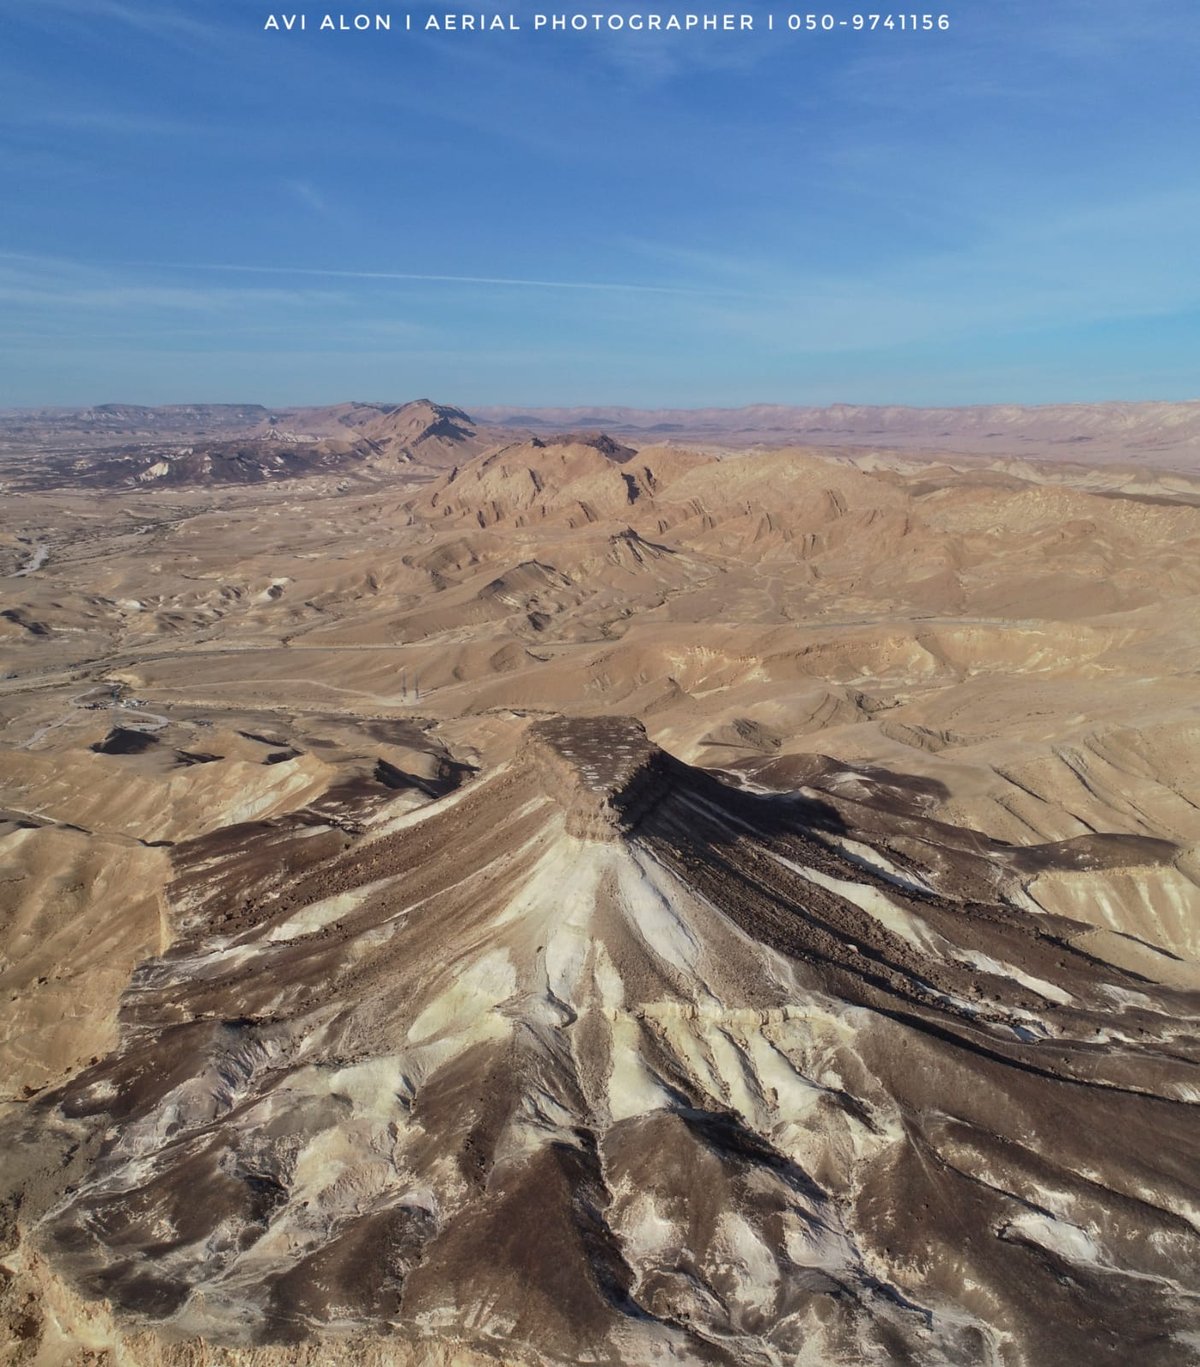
4, 719, 1197, 1366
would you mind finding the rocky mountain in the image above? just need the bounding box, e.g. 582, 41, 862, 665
262, 400, 484, 463
0, 401, 502, 491
8, 715, 1196, 1365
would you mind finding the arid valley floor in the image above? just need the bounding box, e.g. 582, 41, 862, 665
2, 400, 1199, 1367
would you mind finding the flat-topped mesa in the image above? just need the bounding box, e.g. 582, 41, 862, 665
522, 715, 671, 840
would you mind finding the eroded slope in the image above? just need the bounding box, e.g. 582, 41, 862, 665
6, 720, 1198, 1366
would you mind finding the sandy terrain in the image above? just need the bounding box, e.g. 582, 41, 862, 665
1, 415, 1198, 1366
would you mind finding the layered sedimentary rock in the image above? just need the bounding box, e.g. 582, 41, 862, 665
5, 717, 1198, 1366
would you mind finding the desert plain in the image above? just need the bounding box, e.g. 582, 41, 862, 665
1, 398, 1199, 1367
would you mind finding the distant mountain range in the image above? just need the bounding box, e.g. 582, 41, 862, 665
3, 398, 1200, 490
473, 400, 1200, 465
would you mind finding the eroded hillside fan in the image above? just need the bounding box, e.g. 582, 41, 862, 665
7, 717, 1199, 1367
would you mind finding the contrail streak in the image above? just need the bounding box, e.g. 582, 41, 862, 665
122, 260, 727, 297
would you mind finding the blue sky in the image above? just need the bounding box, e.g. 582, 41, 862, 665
2, 0, 1199, 406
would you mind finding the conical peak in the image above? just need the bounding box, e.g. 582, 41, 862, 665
522, 715, 668, 839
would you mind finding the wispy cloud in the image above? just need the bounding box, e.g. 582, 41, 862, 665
0, 105, 197, 137
282, 180, 362, 233
604, 181, 1200, 355
0, 251, 359, 341
286, 181, 333, 216
24, 0, 212, 43
123, 260, 735, 297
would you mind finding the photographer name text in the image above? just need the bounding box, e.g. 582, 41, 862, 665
264, 11, 952, 33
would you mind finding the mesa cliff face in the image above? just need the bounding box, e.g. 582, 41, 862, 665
6, 717, 1198, 1367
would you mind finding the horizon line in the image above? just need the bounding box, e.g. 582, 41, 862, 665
3, 394, 1199, 414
